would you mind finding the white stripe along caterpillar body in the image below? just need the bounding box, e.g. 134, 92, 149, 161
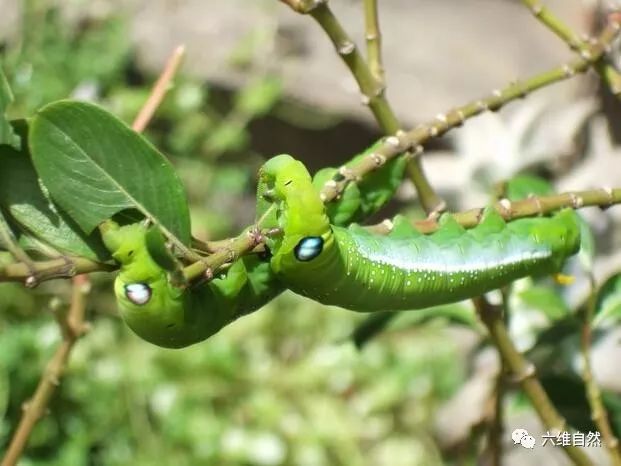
259, 155, 581, 311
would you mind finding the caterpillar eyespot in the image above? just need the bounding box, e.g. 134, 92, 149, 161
294, 237, 324, 261
125, 283, 152, 305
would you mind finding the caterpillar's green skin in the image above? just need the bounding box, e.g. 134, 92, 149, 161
102, 222, 280, 348
260, 154, 581, 312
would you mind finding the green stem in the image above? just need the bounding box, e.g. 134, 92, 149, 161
404, 187, 621, 234
363, 0, 384, 84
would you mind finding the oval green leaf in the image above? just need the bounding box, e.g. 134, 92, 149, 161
29, 100, 191, 247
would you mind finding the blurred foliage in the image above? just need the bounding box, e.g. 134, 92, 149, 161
1, 1, 621, 466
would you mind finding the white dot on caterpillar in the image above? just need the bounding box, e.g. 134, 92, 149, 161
406, 280, 411, 286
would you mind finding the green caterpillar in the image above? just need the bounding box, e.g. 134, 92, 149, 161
103, 154, 580, 347
101, 221, 281, 348
259, 154, 581, 311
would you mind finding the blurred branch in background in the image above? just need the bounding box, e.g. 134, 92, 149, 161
1, 275, 90, 466
0, 44, 187, 466
580, 275, 621, 465
280, 0, 446, 214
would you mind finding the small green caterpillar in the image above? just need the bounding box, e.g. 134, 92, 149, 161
259, 154, 581, 311
101, 221, 280, 348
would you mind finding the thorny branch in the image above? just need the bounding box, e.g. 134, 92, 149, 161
319, 16, 621, 204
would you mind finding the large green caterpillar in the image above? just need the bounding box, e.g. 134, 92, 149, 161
259, 154, 581, 311
101, 221, 281, 348
103, 154, 580, 347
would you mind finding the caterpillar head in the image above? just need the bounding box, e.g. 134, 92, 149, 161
258, 155, 331, 273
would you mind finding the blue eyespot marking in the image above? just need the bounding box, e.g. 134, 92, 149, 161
294, 236, 324, 262
124, 283, 152, 305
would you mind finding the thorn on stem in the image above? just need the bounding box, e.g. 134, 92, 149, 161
369, 153, 387, 167
337, 41, 355, 55
25, 276, 38, 288
498, 198, 513, 216
569, 193, 584, 209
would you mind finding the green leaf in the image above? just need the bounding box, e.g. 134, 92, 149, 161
504, 174, 553, 200
592, 273, 621, 328
0, 67, 20, 149
29, 100, 191, 248
312, 167, 362, 227
0, 121, 107, 260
